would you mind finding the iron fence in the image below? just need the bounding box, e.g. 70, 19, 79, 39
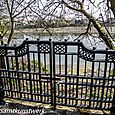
0, 39, 115, 114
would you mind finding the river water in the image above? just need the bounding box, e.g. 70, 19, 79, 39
11, 34, 107, 50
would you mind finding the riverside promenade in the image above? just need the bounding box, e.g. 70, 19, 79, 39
14, 26, 115, 34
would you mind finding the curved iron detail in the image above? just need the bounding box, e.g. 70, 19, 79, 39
0, 49, 6, 56
16, 45, 28, 56
54, 45, 65, 54
107, 53, 115, 61
0, 87, 5, 105
79, 46, 95, 61
39, 44, 50, 53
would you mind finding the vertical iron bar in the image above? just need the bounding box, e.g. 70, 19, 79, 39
59, 54, 61, 74
11, 57, 14, 70
36, 73, 39, 101
98, 62, 100, 76
33, 74, 36, 94
33, 53, 36, 72
71, 55, 73, 75
110, 63, 115, 114
6, 50, 13, 98
89, 53, 95, 108
47, 78, 49, 102
27, 44, 33, 101
72, 77, 74, 105
0, 57, 5, 105
53, 42, 56, 110
22, 56, 25, 70
108, 63, 113, 108
44, 53, 46, 73
32, 52, 36, 100
65, 42, 67, 105
100, 52, 108, 109
84, 60, 87, 76
49, 40, 53, 107
0, 46, 6, 104
38, 41, 42, 102
97, 62, 101, 105
104, 63, 111, 108
15, 49, 22, 99
69, 77, 71, 105
76, 42, 80, 106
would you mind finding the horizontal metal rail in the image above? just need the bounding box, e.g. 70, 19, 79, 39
0, 39, 115, 114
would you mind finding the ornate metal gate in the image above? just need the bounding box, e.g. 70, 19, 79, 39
53, 40, 115, 114
0, 39, 53, 105
0, 39, 115, 114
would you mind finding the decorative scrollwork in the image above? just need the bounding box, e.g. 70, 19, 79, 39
39, 44, 50, 53
54, 45, 65, 54
79, 46, 94, 61
17, 45, 28, 56
107, 54, 115, 61
0, 49, 6, 56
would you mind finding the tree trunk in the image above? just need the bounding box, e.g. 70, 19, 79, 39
62, 0, 114, 49
82, 11, 114, 49
8, 17, 14, 44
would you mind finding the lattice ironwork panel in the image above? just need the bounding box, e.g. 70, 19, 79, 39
107, 53, 115, 61
54, 45, 66, 54
39, 44, 50, 53
79, 46, 94, 61
0, 49, 6, 56
17, 45, 28, 56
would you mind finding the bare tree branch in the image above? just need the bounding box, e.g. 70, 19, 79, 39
62, 0, 114, 49
13, 0, 35, 18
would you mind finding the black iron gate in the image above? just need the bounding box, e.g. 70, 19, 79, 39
0, 39, 53, 105
0, 39, 115, 114
53, 40, 115, 114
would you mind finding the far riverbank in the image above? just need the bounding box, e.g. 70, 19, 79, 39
14, 26, 115, 35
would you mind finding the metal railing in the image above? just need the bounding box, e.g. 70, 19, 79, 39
0, 39, 115, 114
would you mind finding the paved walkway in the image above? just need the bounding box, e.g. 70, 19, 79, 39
0, 103, 108, 115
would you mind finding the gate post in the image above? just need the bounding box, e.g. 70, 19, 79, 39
0, 78, 5, 105
0, 42, 5, 105
111, 92, 115, 114
111, 63, 115, 115
0, 58, 5, 105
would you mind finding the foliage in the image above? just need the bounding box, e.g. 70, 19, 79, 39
10, 58, 49, 73
31, 60, 48, 72
0, 20, 10, 37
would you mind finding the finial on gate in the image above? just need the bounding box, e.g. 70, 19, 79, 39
1, 41, 3, 45
64, 39, 67, 42
37, 38, 40, 41
49, 38, 52, 41
4, 43, 6, 46
93, 47, 96, 50
14, 44, 16, 47
106, 47, 108, 50
78, 40, 80, 42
